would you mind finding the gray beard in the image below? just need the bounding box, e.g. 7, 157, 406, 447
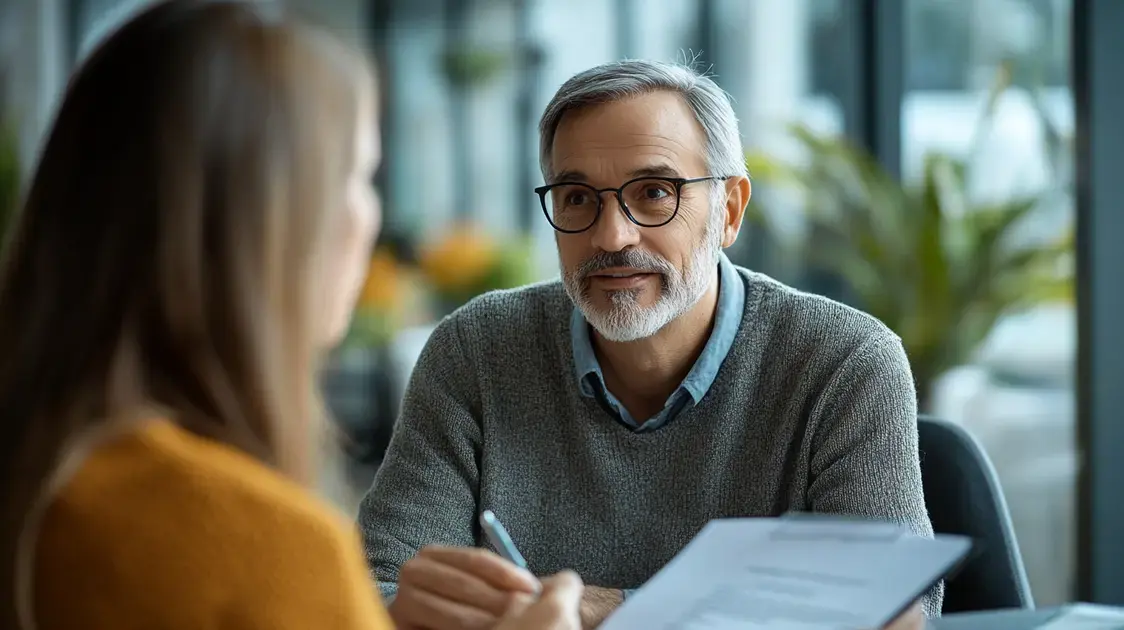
563, 208, 724, 342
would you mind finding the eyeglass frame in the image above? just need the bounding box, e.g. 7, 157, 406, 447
533, 175, 730, 234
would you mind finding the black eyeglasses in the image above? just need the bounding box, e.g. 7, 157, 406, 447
534, 176, 729, 234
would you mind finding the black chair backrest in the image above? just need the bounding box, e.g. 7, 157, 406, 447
918, 415, 1035, 613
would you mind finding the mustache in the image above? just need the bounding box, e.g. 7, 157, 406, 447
575, 249, 675, 281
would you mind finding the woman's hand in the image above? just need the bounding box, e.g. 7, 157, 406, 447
495, 571, 585, 630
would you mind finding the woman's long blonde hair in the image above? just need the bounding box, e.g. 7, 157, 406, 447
0, 1, 375, 627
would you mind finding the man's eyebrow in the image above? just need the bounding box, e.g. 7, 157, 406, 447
628, 164, 683, 179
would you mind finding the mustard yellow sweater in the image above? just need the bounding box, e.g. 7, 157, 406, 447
35, 420, 393, 629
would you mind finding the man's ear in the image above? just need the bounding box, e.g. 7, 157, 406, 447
721, 176, 751, 248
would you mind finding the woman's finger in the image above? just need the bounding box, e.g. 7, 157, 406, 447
403, 551, 517, 616
392, 582, 498, 630
497, 571, 585, 630
421, 545, 540, 593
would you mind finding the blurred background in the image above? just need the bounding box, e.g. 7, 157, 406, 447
0, 0, 1112, 611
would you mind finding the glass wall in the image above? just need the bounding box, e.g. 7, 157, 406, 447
903, 0, 1075, 606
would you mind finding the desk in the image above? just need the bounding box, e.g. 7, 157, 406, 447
933, 605, 1124, 629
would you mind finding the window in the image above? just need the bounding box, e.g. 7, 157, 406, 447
903, 0, 1075, 605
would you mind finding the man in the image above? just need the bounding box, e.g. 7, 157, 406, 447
359, 60, 935, 630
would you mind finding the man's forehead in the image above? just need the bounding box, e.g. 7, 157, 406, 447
549, 92, 707, 178
554, 92, 702, 142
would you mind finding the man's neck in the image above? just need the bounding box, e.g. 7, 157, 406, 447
594, 273, 720, 416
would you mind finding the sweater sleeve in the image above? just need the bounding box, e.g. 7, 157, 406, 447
806, 332, 944, 618
357, 315, 482, 599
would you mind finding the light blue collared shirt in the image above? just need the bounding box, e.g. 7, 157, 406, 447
570, 253, 745, 433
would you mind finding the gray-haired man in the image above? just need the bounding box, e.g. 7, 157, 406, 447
358, 60, 936, 630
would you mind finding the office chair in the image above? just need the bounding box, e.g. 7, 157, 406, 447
918, 415, 1036, 613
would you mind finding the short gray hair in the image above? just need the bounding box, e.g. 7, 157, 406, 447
538, 59, 748, 180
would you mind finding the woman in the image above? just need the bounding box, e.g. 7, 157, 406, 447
0, 2, 581, 629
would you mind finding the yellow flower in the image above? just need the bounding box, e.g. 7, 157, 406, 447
419, 228, 499, 293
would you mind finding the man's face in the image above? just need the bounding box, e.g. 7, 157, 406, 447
551, 91, 726, 342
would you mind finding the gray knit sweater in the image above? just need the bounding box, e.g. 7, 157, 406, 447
358, 266, 942, 617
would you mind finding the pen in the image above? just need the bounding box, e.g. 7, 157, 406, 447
479, 509, 528, 569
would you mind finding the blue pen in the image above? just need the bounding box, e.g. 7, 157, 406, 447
480, 509, 528, 569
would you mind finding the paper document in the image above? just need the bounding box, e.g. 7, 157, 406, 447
601, 516, 971, 630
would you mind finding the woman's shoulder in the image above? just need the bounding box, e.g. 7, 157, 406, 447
35, 419, 391, 629
45, 418, 350, 549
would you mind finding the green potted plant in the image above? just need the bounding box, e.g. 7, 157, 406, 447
744, 120, 1071, 409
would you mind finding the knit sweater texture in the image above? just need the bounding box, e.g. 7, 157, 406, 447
358, 265, 942, 617
37, 420, 393, 630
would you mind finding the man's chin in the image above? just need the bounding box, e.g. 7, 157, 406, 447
589, 323, 649, 343
585, 299, 653, 320
581, 305, 662, 343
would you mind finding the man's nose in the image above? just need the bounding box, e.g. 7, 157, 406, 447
588, 192, 641, 253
